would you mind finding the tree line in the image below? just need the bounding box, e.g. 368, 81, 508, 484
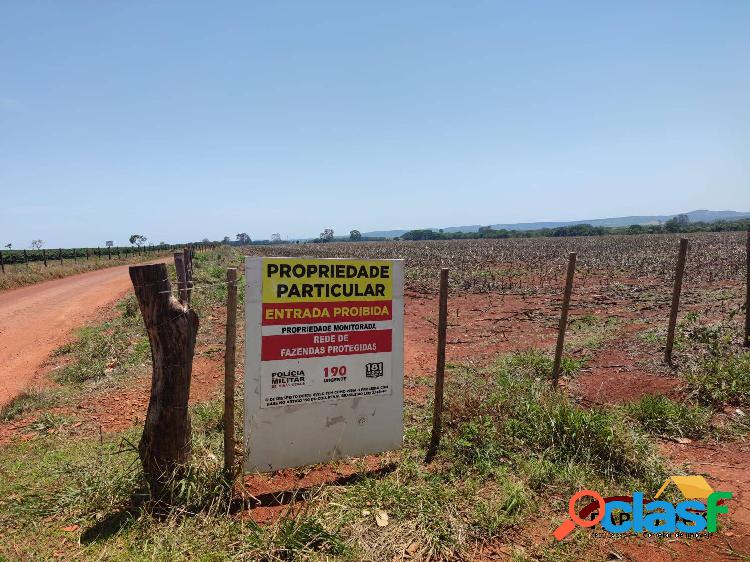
399, 215, 750, 241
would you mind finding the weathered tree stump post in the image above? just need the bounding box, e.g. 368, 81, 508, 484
43, 248, 48, 267
129, 263, 199, 494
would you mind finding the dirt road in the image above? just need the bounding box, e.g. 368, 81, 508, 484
0, 263, 153, 407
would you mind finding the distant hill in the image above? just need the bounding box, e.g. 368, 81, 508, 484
361, 210, 750, 239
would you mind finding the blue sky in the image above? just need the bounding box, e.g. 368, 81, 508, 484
1, 1, 748, 246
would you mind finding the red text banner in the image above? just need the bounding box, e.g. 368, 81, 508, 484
262, 329, 392, 361
262, 300, 392, 325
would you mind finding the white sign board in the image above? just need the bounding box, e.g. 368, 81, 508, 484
244, 257, 404, 472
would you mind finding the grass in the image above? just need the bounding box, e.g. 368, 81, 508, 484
496, 348, 586, 381
51, 246, 243, 389
624, 394, 712, 439
0, 397, 348, 561
443, 354, 666, 495
0, 252, 174, 292
53, 295, 150, 385
1, 248, 702, 561
668, 313, 750, 407
639, 312, 750, 409
567, 314, 620, 351
685, 349, 750, 407
0, 346, 672, 561
0, 388, 58, 422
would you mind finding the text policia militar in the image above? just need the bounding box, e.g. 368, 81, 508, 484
267, 262, 390, 299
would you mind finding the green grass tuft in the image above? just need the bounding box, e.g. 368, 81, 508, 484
685, 349, 750, 407
0, 388, 58, 422
624, 394, 712, 438
53, 295, 149, 385
444, 352, 666, 494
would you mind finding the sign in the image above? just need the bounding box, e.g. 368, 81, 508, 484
105, 241, 114, 248
244, 257, 404, 472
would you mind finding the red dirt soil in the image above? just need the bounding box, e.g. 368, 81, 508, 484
1, 269, 748, 561
0, 263, 163, 408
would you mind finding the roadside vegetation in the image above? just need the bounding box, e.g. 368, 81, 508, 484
0, 246, 241, 424
0, 349, 667, 561
0, 252, 174, 292
0, 235, 747, 561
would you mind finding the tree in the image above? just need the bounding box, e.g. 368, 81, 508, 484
222, 236, 231, 245
129, 234, 148, 247
665, 214, 690, 233
31, 240, 44, 250
236, 233, 251, 245
349, 229, 362, 241
4, 243, 11, 250
201, 238, 210, 243
319, 228, 334, 243
627, 224, 644, 234
271, 233, 282, 243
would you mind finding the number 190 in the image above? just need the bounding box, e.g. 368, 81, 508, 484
324, 366, 347, 378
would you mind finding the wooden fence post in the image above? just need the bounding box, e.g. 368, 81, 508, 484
224, 268, 238, 475
426, 267, 449, 463
552, 252, 577, 388
174, 253, 189, 304
23, 249, 28, 268
86, 248, 89, 260
43, 249, 47, 267
129, 264, 198, 494
665, 238, 689, 365
183, 247, 193, 305
0, 251, 4, 274
745, 227, 749, 348
59, 248, 63, 266
72, 248, 77, 263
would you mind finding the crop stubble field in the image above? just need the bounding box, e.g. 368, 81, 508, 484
0, 232, 748, 561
